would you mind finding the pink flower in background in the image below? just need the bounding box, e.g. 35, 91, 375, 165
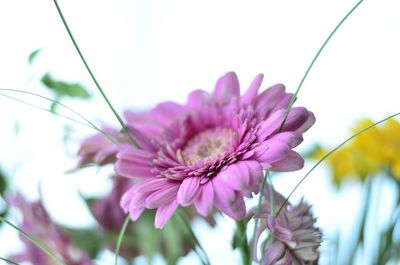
253, 186, 321, 264
116, 72, 315, 228
92, 177, 132, 233
7, 194, 92, 265
77, 127, 127, 168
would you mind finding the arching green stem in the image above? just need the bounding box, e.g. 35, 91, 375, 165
53, 0, 138, 147
176, 209, 211, 265
279, 0, 365, 130
0, 216, 66, 265
0, 88, 119, 145
114, 214, 131, 265
0, 257, 19, 265
249, 171, 269, 264
277, 111, 400, 216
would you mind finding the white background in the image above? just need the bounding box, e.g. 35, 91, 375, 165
0, 0, 399, 264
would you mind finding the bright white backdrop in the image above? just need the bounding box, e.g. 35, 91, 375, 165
0, 0, 399, 264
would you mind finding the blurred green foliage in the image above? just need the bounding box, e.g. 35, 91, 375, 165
0, 169, 6, 195
28, 48, 42, 65
0, 168, 8, 227
28, 49, 92, 113
61, 227, 103, 259
41, 73, 91, 100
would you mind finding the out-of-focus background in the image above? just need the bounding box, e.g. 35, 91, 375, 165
0, 0, 399, 264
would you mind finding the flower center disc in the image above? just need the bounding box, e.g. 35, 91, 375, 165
181, 127, 236, 165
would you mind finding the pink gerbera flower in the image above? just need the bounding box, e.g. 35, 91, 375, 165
7, 194, 92, 265
116, 72, 315, 228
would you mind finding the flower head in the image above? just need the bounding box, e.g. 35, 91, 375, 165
253, 186, 322, 264
312, 118, 400, 184
7, 194, 92, 265
116, 72, 315, 228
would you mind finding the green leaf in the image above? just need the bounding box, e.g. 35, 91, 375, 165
50, 101, 58, 113
41, 73, 91, 99
28, 48, 42, 64
62, 227, 103, 259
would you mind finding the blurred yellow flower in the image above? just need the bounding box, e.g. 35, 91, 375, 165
312, 118, 400, 184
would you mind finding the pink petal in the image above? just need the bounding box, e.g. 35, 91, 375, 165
120, 186, 137, 212
256, 109, 286, 141
117, 148, 154, 165
296, 111, 316, 133
241, 74, 263, 106
129, 208, 145, 221
187, 89, 211, 108
268, 132, 302, 149
194, 181, 214, 216
134, 178, 170, 193
217, 192, 246, 220
212, 175, 235, 203
219, 162, 250, 192
124, 110, 163, 137
212, 176, 246, 220
150, 102, 188, 127
120, 187, 145, 221
273, 93, 293, 111
154, 200, 179, 229
213, 72, 240, 104
255, 83, 286, 115
246, 160, 264, 194
177, 177, 201, 206
115, 159, 155, 179
263, 242, 286, 264
282, 107, 315, 134
127, 126, 157, 152
115, 148, 156, 178
219, 161, 262, 196
256, 140, 289, 165
145, 184, 179, 208
270, 151, 305, 172
268, 218, 294, 242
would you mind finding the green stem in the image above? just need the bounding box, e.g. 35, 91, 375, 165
0, 257, 19, 265
53, 0, 138, 147
0, 88, 118, 145
276, 111, 400, 217
236, 220, 250, 265
250, 171, 269, 263
176, 209, 211, 265
114, 214, 131, 265
279, 0, 365, 131
0, 216, 65, 265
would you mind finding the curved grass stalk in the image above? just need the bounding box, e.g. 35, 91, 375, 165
279, 0, 365, 130
0, 216, 65, 265
175, 209, 211, 265
0, 257, 20, 265
0, 88, 119, 145
276, 111, 400, 216
53, 0, 137, 147
249, 171, 269, 263
114, 214, 130, 265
